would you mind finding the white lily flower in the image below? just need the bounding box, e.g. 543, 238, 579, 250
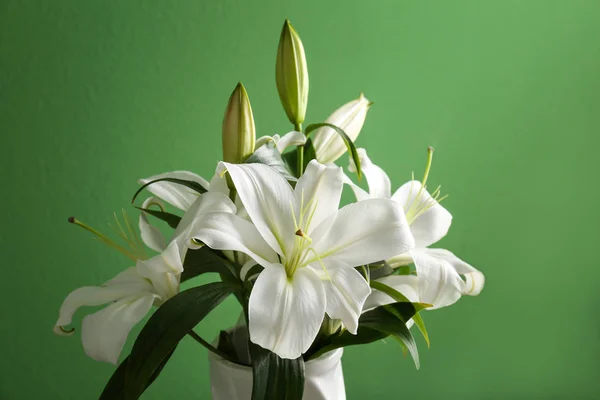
138, 170, 209, 211
255, 131, 307, 153
348, 148, 485, 310
190, 160, 414, 359
311, 94, 371, 164
53, 241, 184, 364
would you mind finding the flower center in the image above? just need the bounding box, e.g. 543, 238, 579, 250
284, 190, 319, 278
404, 146, 448, 225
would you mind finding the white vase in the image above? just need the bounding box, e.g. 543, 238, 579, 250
208, 348, 346, 400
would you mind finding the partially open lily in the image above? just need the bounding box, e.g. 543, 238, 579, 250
189, 160, 414, 359
255, 131, 306, 153
53, 241, 184, 364
348, 147, 484, 310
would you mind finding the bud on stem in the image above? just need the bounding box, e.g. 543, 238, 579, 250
276, 19, 309, 128
222, 82, 256, 164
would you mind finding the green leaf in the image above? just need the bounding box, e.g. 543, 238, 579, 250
368, 262, 394, 280
181, 247, 237, 283
131, 177, 207, 204
135, 206, 181, 229
99, 348, 176, 400
308, 301, 425, 368
370, 280, 431, 347
395, 265, 412, 275
304, 122, 362, 179
249, 343, 305, 400
360, 302, 425, 369
245, 142, 297, 182
306, 326, 388, 361
123, 282, 238, 398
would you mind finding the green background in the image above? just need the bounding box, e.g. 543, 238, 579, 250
2, 0, 599, 398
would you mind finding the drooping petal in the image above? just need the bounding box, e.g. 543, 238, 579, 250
223, 162, 296, 258
173, 192, 236, 242
138, 171, 208, 211
309, 198, 415, 267
392, 180, 452, 248
294, 160, 343, 233
342, 174, 371, 202
311, 94, 371, 164
190, 212, 279, 268
138, 197, 167, 253
275, 131, 306, 153
421, 248, 485, 296
81, 293, 156, 364
411, 249, 464, 309
311, 260, 371, 334
248, 266, 326, 359
136, 241, 183, 302
348, 148, 391, 199
363, 275, 419, 311
54, 268, 152, 332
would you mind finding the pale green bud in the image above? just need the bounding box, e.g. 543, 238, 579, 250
222, 82, 256, 164
276, 19, 309, 128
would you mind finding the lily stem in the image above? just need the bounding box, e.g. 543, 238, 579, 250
187, 330, 240, 364
295, 122, 303, 176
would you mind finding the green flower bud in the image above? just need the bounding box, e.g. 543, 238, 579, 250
276, 19, 309, 129
222, 82, 256, 164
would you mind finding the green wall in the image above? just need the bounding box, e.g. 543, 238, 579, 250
2, 0, 600, 398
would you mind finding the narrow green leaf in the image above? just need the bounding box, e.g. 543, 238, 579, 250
395, 265, 412, 275
245, 142, 297, 181
135, 206, 181, 229
250, 343, 305, 400
304, 122, 362, 179
131, 177, 207, 204
99, 347, 176, 400
308, 301, 424, 368
370, 280, 431, 347
124, 282, 238, 398
360, 302, 423, 369
181, 247, 237, 283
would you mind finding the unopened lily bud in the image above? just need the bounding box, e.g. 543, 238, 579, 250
312, 93, 371, 164
276, 19, 309, 128
222, 82, 256, 164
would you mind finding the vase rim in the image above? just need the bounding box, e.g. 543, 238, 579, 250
208, 347, 344, 376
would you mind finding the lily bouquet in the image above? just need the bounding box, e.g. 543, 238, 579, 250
54, 20, 484, 400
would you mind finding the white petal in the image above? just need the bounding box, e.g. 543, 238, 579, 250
249, 267, 326, 359
315, 261, 371, 334
139, 197, 167, 253
363, 275, 419, 311
223, 162, 296, 258
294, 160, 343, 233
208, 163, 230, 196
348, 148, 391, 199
138, 171, 208, 211
136, 241, 183, 301
392, 180, 452, 248
411, 249, 464, 309
422, 248, 485, 296
310, 198, 415, 267
255, 135, 276, 149
173, 192, 236, 239
311, 94, 371, 164
342, 174, 371, 202
54, 268, 151, 330
190, 212, 279, 268
81, 293, 156, 364
275, 131, 306, 153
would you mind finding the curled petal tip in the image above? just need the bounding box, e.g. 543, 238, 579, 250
53, 325, 75, 336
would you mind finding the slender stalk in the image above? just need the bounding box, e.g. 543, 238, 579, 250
295, 122, 303, 176
187, 330, 240, 364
